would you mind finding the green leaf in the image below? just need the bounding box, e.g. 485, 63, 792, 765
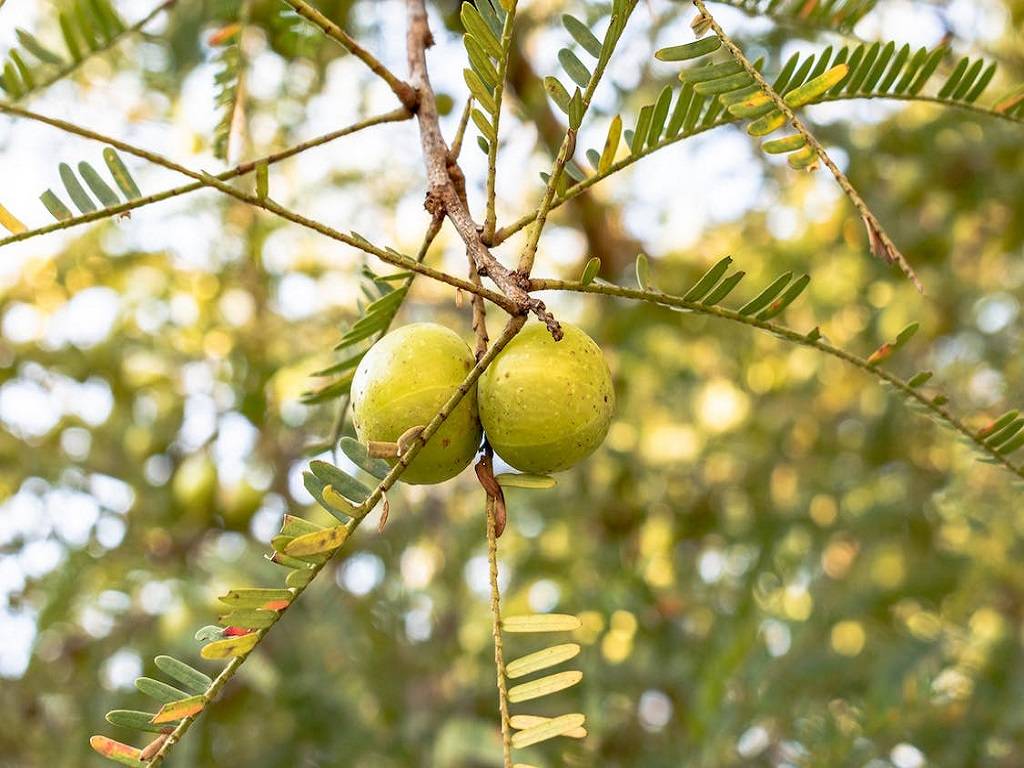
59, 162, 97, 213
683, 256, 732, 302
506, 643, 580, 679
544, 76, 571, 114
153, 656, 212, 695
465, 34, 499, 88
286, 568, 314, 588
964, 62, 997, 103
562, 14, 602, 59
460, 3, 501, 59
135, 677, 188, 705
339, 436, 391, 479
757, 274, 810, 319
59, 13, 84, 62
738, 273, 792, 316
510, 713, 587, 739
635, 252, 651, 289
909, 45, 947, 95
683, 60, 744, 84
495, 473, 557, 489
40, 190, 73, 221
702, 271, 745, 306
106, 709, 172, 734
78, 162, 119, 207
655, 36, 721, 62
309, 460, 372, 503
463, 69, 496, 114
631, 104, 653, 155
908, 371, 933, 388
16, 29, 64, 66
647, 85, 672, 146
580, 256, 601, 285
567, 88, 584, 130
558, 48, 591, 89
255, 160, 269, 199
103, 148, 141, 199
471, 108, 496, 142
507, 670, 583, 703
693, 71, 753, 95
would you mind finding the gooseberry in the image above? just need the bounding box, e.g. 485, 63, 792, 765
351, 322, 482, 485
478, 321, 614, 474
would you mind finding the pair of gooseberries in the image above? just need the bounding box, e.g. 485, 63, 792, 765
350, 321, 615, 485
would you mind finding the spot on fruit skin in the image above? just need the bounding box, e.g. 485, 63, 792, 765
351, 323, 482, 485
478, 322, 614, 474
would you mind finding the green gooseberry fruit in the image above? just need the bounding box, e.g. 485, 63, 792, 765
351, 322, 482, 485
478, 321, 614, 474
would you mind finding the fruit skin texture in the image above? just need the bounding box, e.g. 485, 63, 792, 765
351, 323, 482, 485
478, 322, 614, 474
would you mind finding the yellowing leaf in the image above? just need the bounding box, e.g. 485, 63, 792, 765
151, 694, 205, 724
89, 735, 144, 767
284, 524, 349, 556
511, 713, 586, 749
510, 714, 588, 739
200, 631, 259, 660
502, 614, 582, 633
506, 643, 580, 679
0, 202, 27, 235
507, 670, 583, 703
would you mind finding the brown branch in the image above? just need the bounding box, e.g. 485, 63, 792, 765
0, 102, 517, 312
404, 0, 562, 340
282, 0, 418, 111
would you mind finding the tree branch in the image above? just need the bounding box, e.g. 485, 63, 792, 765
692, 0, 924, 292
404, 0, 562, 339
529, 276, 1024, 482
0, 107, 413, 248
282, 0, 419, 110
0, 102, 517, 311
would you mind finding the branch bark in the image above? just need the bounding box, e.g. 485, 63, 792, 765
405, 0, 562, 340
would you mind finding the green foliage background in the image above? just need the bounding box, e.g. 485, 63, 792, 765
1, 1, 1024, 766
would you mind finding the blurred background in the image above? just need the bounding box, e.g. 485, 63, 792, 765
2, 0, 1024, 765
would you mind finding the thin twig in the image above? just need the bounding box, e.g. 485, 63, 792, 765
281, 0, 419, 110
13, 0, 178, 103
486, 495, 514, 767
0, 102, 515, 310
529, 276, 1024, 481
491, 89, 1024, 245
692, 0, 924, 292
516, 1, 638, 276
0, 107, 412, 248
482, 4, 518, 242
450, 97, 475, 160
404, 0, 562, 338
